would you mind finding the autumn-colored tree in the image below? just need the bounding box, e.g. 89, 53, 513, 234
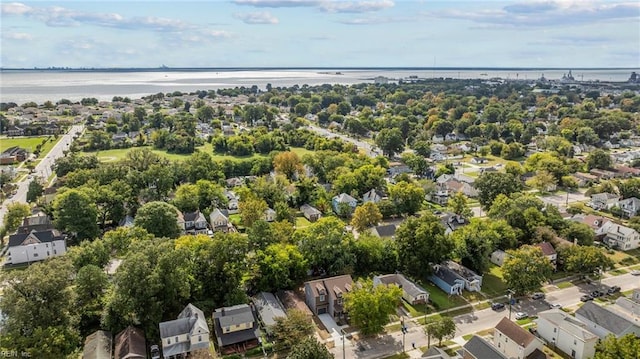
274, 151, 303, 181
350, 202, 383, 232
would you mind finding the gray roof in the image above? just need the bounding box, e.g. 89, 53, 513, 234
83, 330, 113, 359
432, 265, 463, 286
300, 203, 321, 215
159, 304, 209, 357
422, 346, 450, 359
334, 193, 357, 203
215, 304, 255, 328
373, 224, 396, 237
463, 335, 508, 359
374, 273, 428, 299
252, 292, 287, 328
212, 304, 260, 347
8, 229, 63, 247
536, 309, 597, 341
575, 301, 639, 336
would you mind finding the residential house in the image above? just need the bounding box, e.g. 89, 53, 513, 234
589, 192, 620, 210
462, 335, 507, 359
0, 146, 28, 165
224, 189, 240, 213
422, 346, 451, 359
332, 193, 357, 214
490, 250, 510, 267
616, 197, 640, 218
263, 208, 276, 222
614, 165, 640, 178
300, 204, 322, 222
212, 304, 260, 354
370, 224, 396, 238
535, 242, 557, 268
536, 309, 598, 359
42, 186, 58, 205
440, 213, 469, 234
598, 221, 640, 251
175, 210, 186, 234
568, 214, 611, 232
210, 208, 234, 233
589, 169, 617, 180
304, 275, 353, 320
387, 162, 412, 176
493, 318, 543, 359
445, 133, 458, 142
373, 273, 429, 305
226, 177, 244, 188
6, 230, 67, 265
159, 303, 210, 358
362, 188, 385, 203
574, 301, 640, 339
571, 172, 599, 187
17, 210, 54, 234
82, 330, 113, 359
252, 292, 287, 334
5, 125, 25, 136
470, 157, 488, 164
183, 210, 209, 235
430, 261, 482, 295
615, 289, 640, 316
277, 290, 313, 318
114, 326, 147, 359
118, 215, 135, 228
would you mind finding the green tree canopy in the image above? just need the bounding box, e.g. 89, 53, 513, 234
295, 217, 355, 276
134, 201, 182, 238
286, 337, 334, 359
475, 172, 523, 209
53, 188, 99, 241
503, 245, 554, 295
559, 245, 614, 275
272, 309, 315, 351
396, 214, 453, 278
252, 243, 307, 292
350, 202, 383, 232
2, 202, 30, 235
343, 279, 402, 336
593, 333, 640, 359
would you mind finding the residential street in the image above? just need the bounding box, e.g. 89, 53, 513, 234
0, 125, 83, 229
306, 124, 381, 158
329, 272, 640, 359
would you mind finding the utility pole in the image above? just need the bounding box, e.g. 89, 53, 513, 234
341, 329, 346, 359
508, 289, 515, 320
401, 317, 407, 352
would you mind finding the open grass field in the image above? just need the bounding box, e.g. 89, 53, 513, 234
482, 264, 507, 297
0, 136, 60, 157
83, 143, 314, 163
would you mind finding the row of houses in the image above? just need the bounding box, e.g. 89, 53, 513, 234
3, 123, 61, 137
0, 146, 28, 165
570, 213, 640, 251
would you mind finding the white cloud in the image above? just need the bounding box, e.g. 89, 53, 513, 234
234, 11, 280, 24
1, 31, 34, 40
234, 0, 394, 13
426, 1, 640, 27
0, 2, 32, 15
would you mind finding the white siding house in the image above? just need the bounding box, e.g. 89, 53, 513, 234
536, 309, 598, 359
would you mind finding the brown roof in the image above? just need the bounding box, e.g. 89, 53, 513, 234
495, 317, 536, 347
114, 326, 146, 359
276, 290, 312, 317
305, 275, 353, 298
535, 242, 556, 256
527, 348, 548, 359
578, 214, 610, 230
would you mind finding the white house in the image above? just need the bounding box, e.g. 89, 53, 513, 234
263, 208, 277, 222
373, 273, 429, 305
617, 197, 640, 217
332, 193, 357, 214
159, 304, 210, 359
598, 221, 640, 251
6, 230, 67, 265
574, 301, 640, 339
362, 188, 384, 203
489, 250, 510, 267
589, 192, 619, 210
493, 318, 543, 359
209, 208, 233, 233
536, 309, 599, 359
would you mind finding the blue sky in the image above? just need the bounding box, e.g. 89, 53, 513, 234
1, 0, 639, 68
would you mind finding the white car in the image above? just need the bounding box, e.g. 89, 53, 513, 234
515, 312, 528, 320
631, 270, 640, 276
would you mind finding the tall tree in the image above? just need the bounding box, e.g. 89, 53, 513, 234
396, 214, 453, 278
26, 178, 44, 203
375, 128, 404, 157
287, 337, 334, 359
53, 189, 99, 240
447, 192, 473, 218
0, 257, 80, 358
350, 202, 382, 232
475, 172, 523, 209
352, 233, 398, 275
502, 245, 554, 295
76, 264, 109, 334
593, 333, 640, 359
239, 196, 269, 228
134, 201, 182, 238
272, 309, 315, 351
388, 181, 425, 215
424, 317, 457, 347
560, 245, 613, 275
296, 217, 355, 276
252, 243, 307, 292
2, 202, 30, 235
526, 170, 558, 193
274, 151, 304, 181
587, 149, 613, 170
343, 279, 403, 335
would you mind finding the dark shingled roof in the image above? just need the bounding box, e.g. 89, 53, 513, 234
212, 304, 260, 347
114, 326, 146, 359
8, 229, 63, 247
495, 317, 536, 347
575, 301, 639, 336
463, 335, 508, 359
373, 224, 396, 237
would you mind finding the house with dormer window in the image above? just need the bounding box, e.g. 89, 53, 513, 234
6, 230, 66, 265
212, 304, 260, 354
159, 304, 210, 358
183, 211, 209, 235
304, 275, 353, 320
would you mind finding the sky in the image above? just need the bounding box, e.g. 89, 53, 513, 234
1, 0, 639, 68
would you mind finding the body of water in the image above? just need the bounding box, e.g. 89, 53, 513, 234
0, 68, 636, 104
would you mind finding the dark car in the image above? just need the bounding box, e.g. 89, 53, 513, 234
607, 286, 621, 294
591, 290, 604, 298
581, 294, 593, 302
491, 302, 506, 311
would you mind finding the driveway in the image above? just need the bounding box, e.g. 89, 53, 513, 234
318, 313, 346, 343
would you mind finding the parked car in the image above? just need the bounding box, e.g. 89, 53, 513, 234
491, 302, 505, 311
515, 312, 528, 320
531, 292, 545, 300
581, 294, 593, 302
549, 303, 562, 309
631, 270, 640, 276
607, 286, 621, 294
591, 290, 604, 298
150, 345, 160, 359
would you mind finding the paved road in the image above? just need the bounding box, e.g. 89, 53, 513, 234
330, 272, 639, 359
306, 124, 381, 158
0, 125, 83, 229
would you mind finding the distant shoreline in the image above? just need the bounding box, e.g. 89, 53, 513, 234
1, 66, 638, 73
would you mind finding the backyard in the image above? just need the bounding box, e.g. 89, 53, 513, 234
0, 136, 60, 158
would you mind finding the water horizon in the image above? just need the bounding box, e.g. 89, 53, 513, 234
1, 68, 637, 105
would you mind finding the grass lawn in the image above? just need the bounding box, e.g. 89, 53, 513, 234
462, 334, 473, 341
555, 281, 574, 289
609, 268, 628, 276
421, 282, 468, 311
0, 136, 60, 157
483, 264, 507, 297
516, 318, 533, 326
294, 216, 312, 229
474, 302, 491, 311
384, 323, 402, 333
382, 353, 409, 359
